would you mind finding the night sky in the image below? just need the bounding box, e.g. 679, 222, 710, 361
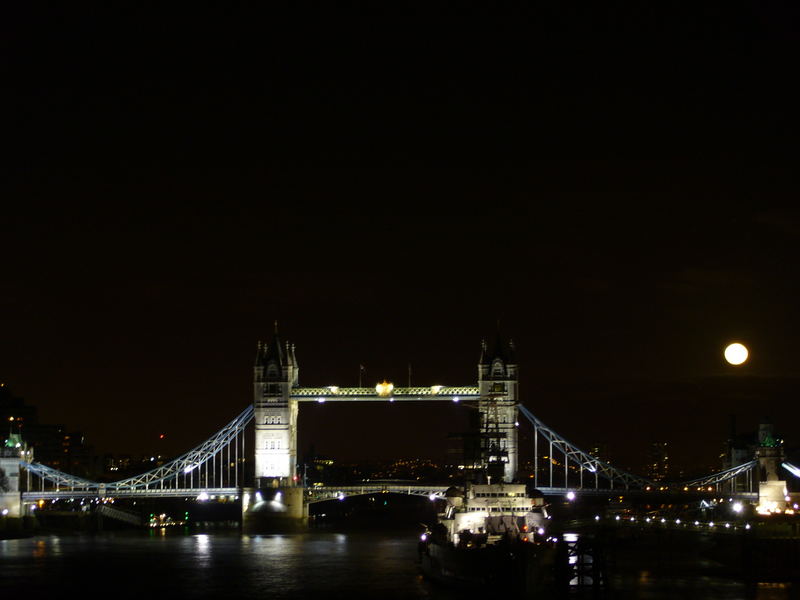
3, 4, 800, 476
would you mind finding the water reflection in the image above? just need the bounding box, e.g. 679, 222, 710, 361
1, 531, 799, 600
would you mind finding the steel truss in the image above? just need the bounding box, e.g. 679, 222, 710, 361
21, 405, 253, 494
676, 460, 758, 488
517, 404, 653, 490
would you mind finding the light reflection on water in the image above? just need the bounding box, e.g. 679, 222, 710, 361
1, 531, 799, 599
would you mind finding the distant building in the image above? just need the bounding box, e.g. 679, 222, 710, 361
589, 441, 610, 464
646, 441, 669, 481
0, 384, 97, 479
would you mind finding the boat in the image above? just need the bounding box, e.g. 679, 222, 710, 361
417, 480, 559, 594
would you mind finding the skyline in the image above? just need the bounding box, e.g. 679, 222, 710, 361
5, 201, 800, 476
3, 267, 800, 479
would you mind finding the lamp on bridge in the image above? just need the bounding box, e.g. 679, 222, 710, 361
376, 381, 394, 397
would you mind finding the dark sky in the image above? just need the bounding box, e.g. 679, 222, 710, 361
3, 4, 800, 476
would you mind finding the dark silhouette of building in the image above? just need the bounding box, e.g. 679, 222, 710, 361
0, 383, 97, 478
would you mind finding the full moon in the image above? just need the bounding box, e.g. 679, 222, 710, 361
724, 342, 749, 365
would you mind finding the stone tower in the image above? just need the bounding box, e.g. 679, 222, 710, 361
756, 418, 787, 512
477, 333, 519, 482
253, 326, 299, 486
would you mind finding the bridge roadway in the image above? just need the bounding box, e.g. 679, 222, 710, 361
22, 484, 759, 502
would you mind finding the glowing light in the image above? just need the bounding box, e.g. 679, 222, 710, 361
430, 385, 443, 394
429, 494, 437, 501
420, 533, 428, 542
184, 465, 196, 474
537, 527, 545, 535
317, 398, 326, 403
724, 342, 748, 365
197, 492, 210, 501
327, 386, 339, 394
376, 381, 394, 397
732, 502, 743, 513
566, 491, 576, 501
1, 509, 8, 516
453, 396, 460, 403
337, 493, 345, 501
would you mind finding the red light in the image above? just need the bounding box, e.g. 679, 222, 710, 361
522, 524, 528, 532
159, 434, 165, 439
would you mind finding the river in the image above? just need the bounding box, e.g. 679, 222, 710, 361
2, 529, 800, 599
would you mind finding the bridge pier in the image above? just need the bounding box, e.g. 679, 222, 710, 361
241, 484, 308, 533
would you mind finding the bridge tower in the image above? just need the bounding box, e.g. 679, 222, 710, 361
755, 419, 787, 512
477, 334, 518, 482
0, 434, 25, 517
253, 326, 299, 486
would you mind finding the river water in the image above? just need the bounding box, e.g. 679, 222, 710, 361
2, 529, 800, 600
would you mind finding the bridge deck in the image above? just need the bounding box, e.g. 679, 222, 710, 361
290, 386, 480, 401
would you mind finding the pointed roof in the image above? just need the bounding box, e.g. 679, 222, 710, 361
257, 322, 287, 368
481, 331, 516, 365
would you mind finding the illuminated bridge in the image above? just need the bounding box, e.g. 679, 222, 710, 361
1, 331, 795, 523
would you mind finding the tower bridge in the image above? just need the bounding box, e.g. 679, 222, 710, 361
1, 329, 797, 529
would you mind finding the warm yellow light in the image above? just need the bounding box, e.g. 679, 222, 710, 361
724, 342, 748, 365
375, 381, 394, 397
430, 385, 443, 395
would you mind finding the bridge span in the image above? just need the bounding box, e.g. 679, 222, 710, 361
1, 331, 795, 527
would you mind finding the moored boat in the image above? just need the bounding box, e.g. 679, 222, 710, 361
418, 481, 558, 593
